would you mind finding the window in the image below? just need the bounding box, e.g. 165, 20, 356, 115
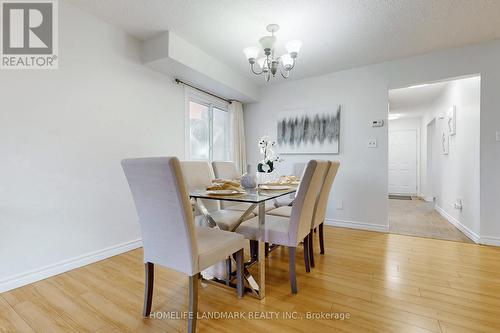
185, 89, 231, 161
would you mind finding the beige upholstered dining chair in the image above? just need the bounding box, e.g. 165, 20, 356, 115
267, 160, 340, 268
309, 161, 340, 265
181, 161, 254, 231
235, 160, 326, 293
212, 161, 240, 180
212, 161, 243, 210
121, 157, 245, 333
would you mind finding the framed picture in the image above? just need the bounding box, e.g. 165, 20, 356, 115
447, 105, 456, 136
276, 106, 341, 154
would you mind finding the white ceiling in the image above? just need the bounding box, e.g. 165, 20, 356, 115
66, 0, 500, 85
389, 81, 449, 118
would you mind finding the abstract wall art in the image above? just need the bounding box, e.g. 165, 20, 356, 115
276, 106, 341, 154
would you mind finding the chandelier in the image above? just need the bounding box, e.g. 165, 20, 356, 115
243, 24, 302, 82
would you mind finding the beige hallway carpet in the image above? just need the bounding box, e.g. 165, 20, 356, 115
389, 198, 473, 243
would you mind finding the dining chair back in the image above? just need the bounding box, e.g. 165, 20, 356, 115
311, 160, 340, 260
212, 161, 240, 180
122, 157, 199, 275
288, 160, 329, 246
181, 161, 220, 212
212, 161, 241, 210
312, 161, 340, 229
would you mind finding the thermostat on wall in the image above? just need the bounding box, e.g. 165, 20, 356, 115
372, 120, 384, 127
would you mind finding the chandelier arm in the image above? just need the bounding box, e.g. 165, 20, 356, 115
280, 69, 290, 79
250, 63, 263, 75
287, 58, 297, 71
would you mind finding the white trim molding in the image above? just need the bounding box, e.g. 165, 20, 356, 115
422, 196, 435, 203
325, 218, 389, 233
479, 236, 500, 247
0, 239, 142, 293
434, 205, 479, 243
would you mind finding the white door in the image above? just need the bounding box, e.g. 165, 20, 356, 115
388, 130, 418, 194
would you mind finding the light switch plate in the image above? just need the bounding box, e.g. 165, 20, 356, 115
367, 139, 377, 148
496, 131, 500, 142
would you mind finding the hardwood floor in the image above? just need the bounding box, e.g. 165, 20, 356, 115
389, 198, 473, 243
2, 226, 500, 332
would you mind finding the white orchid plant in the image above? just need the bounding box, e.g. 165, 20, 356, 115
257, 135, 283, 173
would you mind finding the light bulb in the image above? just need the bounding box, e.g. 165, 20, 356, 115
281, 54, 294, 70
286, 40, 302, 57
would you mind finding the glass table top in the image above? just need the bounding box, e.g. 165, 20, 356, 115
188, 186, 297, 203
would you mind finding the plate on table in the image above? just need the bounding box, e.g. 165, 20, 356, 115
206, 190, 243, 196
258, 185, 291, 191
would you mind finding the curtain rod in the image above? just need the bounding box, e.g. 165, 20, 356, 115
174, 78, 239, 104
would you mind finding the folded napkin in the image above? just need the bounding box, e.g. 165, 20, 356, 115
207, 179, 244, 192
212, 179, 241, 187
266, 175, 300, 185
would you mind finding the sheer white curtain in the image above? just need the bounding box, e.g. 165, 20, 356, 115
229, 101, 247, 174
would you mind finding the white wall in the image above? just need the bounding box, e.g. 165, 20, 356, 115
0, 2, 185, 291
245, 66, 390, 231
420, 77, 481, 240
245, 39, 500, 244
388, 117, 422, 195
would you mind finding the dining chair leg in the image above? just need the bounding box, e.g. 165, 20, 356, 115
319, 222, 325, 254
303, 236, 311, 273
188, 273, 200, 333
308, 232, 315, 268
143, 262, 154, 317
235, 249, 244, 298
249, 240, 258, 260
288, 247, 297, 294
225, 257, 232, 286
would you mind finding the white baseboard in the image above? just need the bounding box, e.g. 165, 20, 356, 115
325, 218, 389, 233
479, 236, 500, 247
0, 239, 142, 293
415, 193, 434, 202
434, 205, 479, 243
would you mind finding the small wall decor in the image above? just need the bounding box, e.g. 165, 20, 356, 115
276, 106, 341, 154
441, 130, 449, 155
447, 105, 456, 136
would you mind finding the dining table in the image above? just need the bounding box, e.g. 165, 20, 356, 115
188, 185, 297, 300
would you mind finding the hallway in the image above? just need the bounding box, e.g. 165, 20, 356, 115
389, 198, 473, 243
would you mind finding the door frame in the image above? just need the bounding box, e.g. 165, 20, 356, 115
424, 118, 436, 202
